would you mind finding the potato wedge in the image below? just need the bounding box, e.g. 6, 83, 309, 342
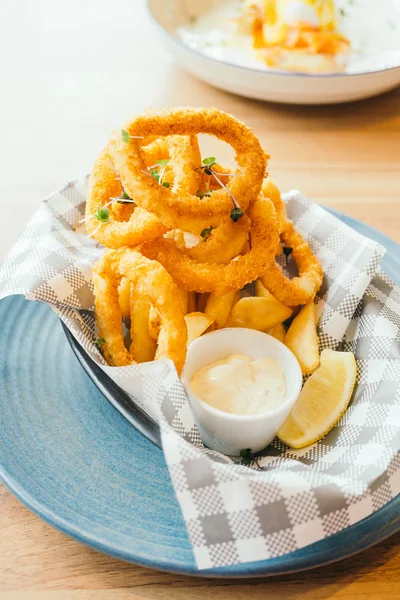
118, 277, 131, 319
285, 302, 319, 375
185, 312, 215, 346
268, 322, 286, 343
130, 295, 157, 363
226, 296, 292, 331
205, 290, 240, 329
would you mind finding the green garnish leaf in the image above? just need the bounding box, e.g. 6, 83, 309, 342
283, 246, 293, 258
162, 181, 170, 188
196, 189, 212, 199
240, 446, 270, 467
339, 7, 346, 16
150, 169, 160, 183
94, 337, 105, 347
189, 15, 197, 24
240, 448, 253, 466
121, 129, 130, 143
230, 207, 243, 222
96, 207, 110, 222
200, 226, 214, 238
122, 191, 130, 199
202, 156, 217, 166
156, 159, 170, 166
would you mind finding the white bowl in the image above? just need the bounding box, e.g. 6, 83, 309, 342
147, 0, 400, 105
181, 328, 303, 456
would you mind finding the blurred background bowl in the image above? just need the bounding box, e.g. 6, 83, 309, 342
147, 0, 400, 105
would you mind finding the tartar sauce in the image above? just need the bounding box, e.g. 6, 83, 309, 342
190, 353, 286, 416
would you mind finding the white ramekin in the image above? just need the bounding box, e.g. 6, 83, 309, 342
181, 328, 303, 456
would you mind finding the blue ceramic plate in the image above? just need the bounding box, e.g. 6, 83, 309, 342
0, 209, 399, 577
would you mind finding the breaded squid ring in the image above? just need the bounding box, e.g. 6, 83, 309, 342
110, 107, 267, 234
140, 195, 279, 296
93, 250, 187, 373
184, 215, 251, 265
260, 179, 323, 305
163, 162, 250, 265
85, 146, 169, 248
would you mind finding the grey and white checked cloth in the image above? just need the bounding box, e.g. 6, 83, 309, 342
1, 177, 399, 570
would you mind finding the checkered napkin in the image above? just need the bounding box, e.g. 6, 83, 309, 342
1, 177, 399, 570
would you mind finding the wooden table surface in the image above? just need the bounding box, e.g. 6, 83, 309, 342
1, 1, 400, 598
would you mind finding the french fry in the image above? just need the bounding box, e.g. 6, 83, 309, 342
118, 277, 131, 319
205, 290, 240, 329
226, 296, 292, 331
185, 312, 215, 346
285, 302, 319, 375
130, 294, 157, 363
268, 322, 286, 343
148, 306, 160, 341
178, 287, 189, 314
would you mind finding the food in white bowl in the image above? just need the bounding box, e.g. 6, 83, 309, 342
181, 328, 303, 456
178, 0, 400, 75
147, 0, 400, 103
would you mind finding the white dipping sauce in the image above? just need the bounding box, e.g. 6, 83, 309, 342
178, 0, 400, 74
190, 353, 286, 416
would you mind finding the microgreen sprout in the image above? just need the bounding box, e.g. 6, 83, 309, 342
200, 226, 214, 238
230, 207, 243, 222
115, 190, 135, 204
94, 337, 105, 347
240, 447, 270, 468
196, 189, 212, 199
145, 160, 171, 187
195, 157, 243, 221
96, 207, 110, 222
121, 129, 144, 143
339, 7, 346, 16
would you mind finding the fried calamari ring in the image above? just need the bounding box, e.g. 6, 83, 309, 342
110, 107, 267, 234
178, 162, 249, 264
93, 265, 131, 366
85, 146, 169, 248
86, 135, 201, 248
140, 195, 279, 296
260, 179, 323, 305
262, 178, 286, 231
184, 215, 251, 265
94, 250, 187, 372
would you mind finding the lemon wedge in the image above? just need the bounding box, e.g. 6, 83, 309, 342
278, 349, 357, 449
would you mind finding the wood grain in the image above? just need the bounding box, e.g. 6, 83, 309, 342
0, 0, 399, 598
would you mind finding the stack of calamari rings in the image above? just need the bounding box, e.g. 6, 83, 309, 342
87, 107, 323, 373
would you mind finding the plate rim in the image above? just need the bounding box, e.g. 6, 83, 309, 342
1, 208, 400, 577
